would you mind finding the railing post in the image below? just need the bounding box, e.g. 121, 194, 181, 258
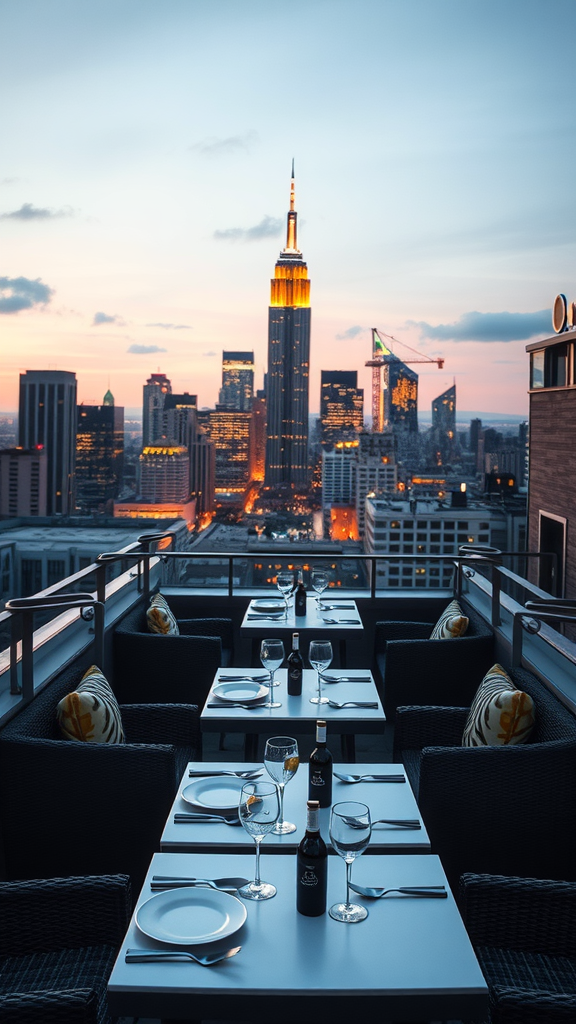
20, 609, 35, 701
491, 564, 501, 627
9, 612, 21, 695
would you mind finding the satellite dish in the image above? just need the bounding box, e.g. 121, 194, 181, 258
568, 302, 576, 329
552, 293, 567, 333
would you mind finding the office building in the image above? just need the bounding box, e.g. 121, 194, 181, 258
250, 391, 266, 482
430, 384, 457, 465
163, 393, 197, 448
219, 352, 254, 411
18, 370, 77, 516
388, 358, 418, 434
355, 432, 398, 536
139, 445, 189, 502
208, 410, 252, 494
0, 448, 47, 517
320, 370, 364, 447
142, 373, 171, 446
190, 429, 215, 515
265, 164, 310, 487
76, 393, 124, 513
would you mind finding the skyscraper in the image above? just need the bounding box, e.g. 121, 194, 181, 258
18, 370, 77, 515
320, 370, 364, 447
219, 352, 254, 411
265, 164, 311, 487
367, 329, 418, 434
142, 373, 171, 447
76, 391, 124, 513
431, 384, 456, 465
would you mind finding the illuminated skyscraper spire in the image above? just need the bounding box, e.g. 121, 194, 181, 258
265, 164, 311, 487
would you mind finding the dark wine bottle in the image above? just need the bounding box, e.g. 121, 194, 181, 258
308, 720, 333, 807
295, 570, 307, 617
287, 632, 303, 696
296, 799, 327, 916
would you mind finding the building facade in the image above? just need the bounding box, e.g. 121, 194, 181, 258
142, 373, 171, 447
354, 432, 398, 536
139, 445, 189, 502
208, 410, 252, 494
265, 165, 311, 488
430, 384, 457, 466
219, 352, 254, 411
18, 370, 77, 516
76, 394, 124, 513
320, 370, 364, 447
0, 448, 47, 517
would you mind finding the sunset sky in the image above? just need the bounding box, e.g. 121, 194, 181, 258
1, 0, 575, 420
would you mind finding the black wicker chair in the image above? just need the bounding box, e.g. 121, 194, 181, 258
373, 601, 495, 720
112, 595, 234, 705
0, 664, 200, 894
459, 872, 576, 1023
394, 667, 576, 894
0, 873, 131, 1024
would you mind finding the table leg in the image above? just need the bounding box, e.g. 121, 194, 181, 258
341, 733, 356, 761
339, 637, 347, 668
244, 732, 259, 760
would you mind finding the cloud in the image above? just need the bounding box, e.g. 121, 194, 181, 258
336, 325, 365, 341
203, 351, 217, 357
0, 202, 73, 220
214, 215, 283, 243
93, 311, 124, 326
127, 343, 167, 354
190, 130, 259, 158
0, 275, 54, 314
146, 322, 191, 330
407, 309, 552, 343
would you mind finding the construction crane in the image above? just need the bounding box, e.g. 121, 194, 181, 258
365, 327, 444, 433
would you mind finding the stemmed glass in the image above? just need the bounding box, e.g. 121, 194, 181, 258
329, 801, 372, 922
276, 571, 294, 620
264, 736, 299, 835
311, 569, 329, 610
260, 638, 283, 706
309, 639, 332, 706
237, 781, 280, 900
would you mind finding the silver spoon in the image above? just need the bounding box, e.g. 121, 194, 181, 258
126, 946, 241, 965
349, 883, 447, 899
327, 700, 378, 709
334, 772, 405, 783
152, 875, 249, 889
217, 675, 269, 682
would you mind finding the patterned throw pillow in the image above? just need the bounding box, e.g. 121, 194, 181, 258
462, 663, 535, 747
146, 592, 179, 635
57, 665, 125, 743
429, 599, 469, 639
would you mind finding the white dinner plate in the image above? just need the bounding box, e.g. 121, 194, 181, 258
136, 887, 247, 945
181, 777, 246, 813
251, 599, 286, 613
212, 681, 268, 703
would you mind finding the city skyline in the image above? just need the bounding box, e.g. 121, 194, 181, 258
2, 0, 575, 418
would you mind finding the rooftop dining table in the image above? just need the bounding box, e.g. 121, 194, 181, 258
240, 596, 364, 667
107, 851, 488, 1024
201, 668, 385, 760
160, 760, 429, 855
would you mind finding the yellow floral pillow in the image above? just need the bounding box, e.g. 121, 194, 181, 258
430, 599, 469, 639
462, 664, 535, 747
146, 593, 179, 635
57, 665, 125, 743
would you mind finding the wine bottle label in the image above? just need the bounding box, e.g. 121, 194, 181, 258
300, 866, 321, 887
289, 667, 302, 679
310, 770, 325, 787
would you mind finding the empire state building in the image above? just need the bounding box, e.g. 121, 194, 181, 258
264, 164, 310, 487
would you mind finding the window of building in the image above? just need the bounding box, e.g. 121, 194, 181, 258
390, 532, 400, 541
430, 544, 440, 553
402, 567, 412, 576
47, 560, 66, 587
430, 532, 440, 541
389, 544, 400, 553
530, 350, 545, 388
389, 566, 399, 575
22, 559, 42, 596
403, 544, 413, 553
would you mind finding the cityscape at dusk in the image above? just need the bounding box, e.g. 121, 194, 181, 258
2, 0, 575, 419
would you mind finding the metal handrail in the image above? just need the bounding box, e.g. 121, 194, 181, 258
5, 593, 105, 699
512, 599, 576, 666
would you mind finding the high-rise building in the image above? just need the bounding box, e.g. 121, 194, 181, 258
320, 370, 364, 447
219, 352, 254, 411
265, 164, 311, 487
142, 373, 171, 447
250, 391, 266, 482
430, 384, 456, 465
76, 391, 124, 513
208, 409, 252, 494
18, 370, 77, 515
139, 445, 189, 502
0, 447, 47, 516
367, 330, 418, 434
190, 429, 215, 515
354, 432, 398, 536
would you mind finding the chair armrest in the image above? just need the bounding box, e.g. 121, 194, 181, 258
178, 617, 234, 650
120, 702, 200, 749
0, 874, 131, 954
0, 989, 100, 1024
374, 621, 432, 649
384, 637, 494, 714
459, 873, 576, 957
393, 705, 469, 757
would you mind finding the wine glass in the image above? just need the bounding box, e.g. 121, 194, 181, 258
276, 571, 294, 620
329, 801, 372, 923
309, 639, 332, 706
237, 781, 280, 900
264, 736, 299, 834
260, 638, 283, 706
311, 569, 329, 610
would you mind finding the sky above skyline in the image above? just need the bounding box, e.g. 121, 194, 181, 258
2, 0, 575, 420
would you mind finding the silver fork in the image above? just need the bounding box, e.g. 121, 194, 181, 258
188, 769, 262, 778
174, 813, 242, 825
344, 815, 421, 829
321, 617, 360, 624
125, 946, 241, 965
